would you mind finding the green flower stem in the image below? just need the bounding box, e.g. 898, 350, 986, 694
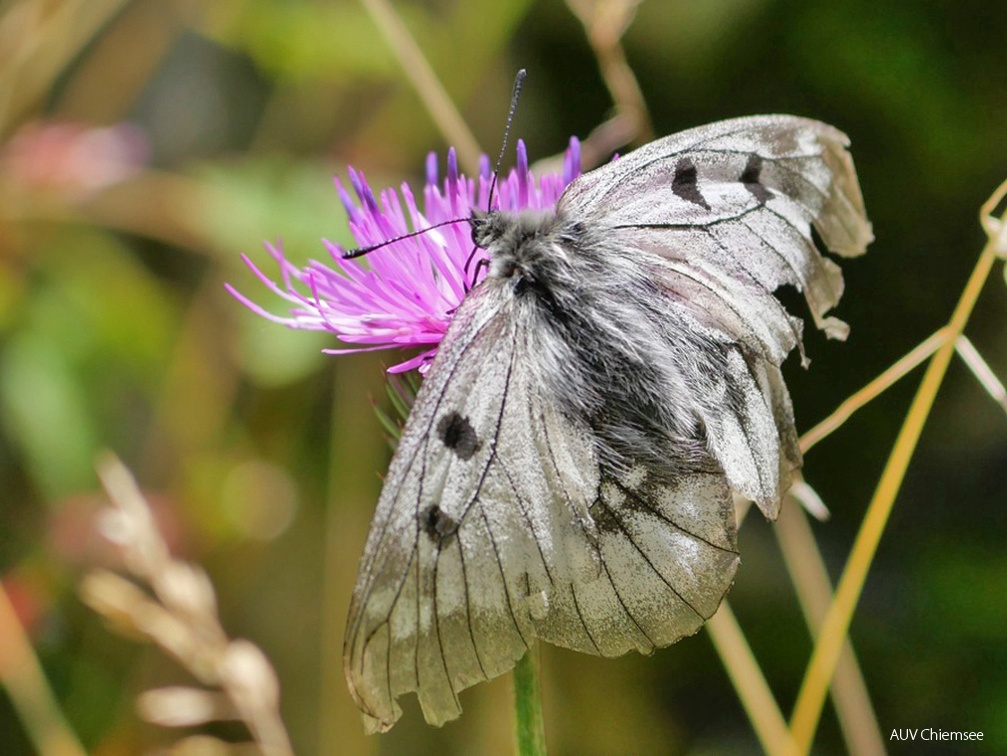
513, 647, 547, 756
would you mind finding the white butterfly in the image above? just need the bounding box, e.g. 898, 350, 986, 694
343, 115, 872, 732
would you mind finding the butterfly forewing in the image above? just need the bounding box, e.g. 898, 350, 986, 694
560, 115, 872, 337
554, 114, 871, 511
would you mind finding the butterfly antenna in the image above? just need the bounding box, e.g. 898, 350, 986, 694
342, 218, 465, 259
463, 69, 527, 287
347, 71, 525, 263
485, 68, 527, 212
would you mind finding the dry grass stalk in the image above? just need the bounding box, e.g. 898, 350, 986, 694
564, 0, 653, 146
79, 452, 294, 756
956, 334, 1007, 416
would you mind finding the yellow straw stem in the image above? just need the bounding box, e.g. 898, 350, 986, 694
707, 603, 797, 755
0, 581, 87, 756
788, 230, 1001, 750
799, 328, 948, 454
775, 502, 885, 756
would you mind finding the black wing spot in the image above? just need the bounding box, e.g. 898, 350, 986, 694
420, 504, 458, 542
437, 411, 480, 460
590, 496, 622, 535
741, 154, 772, 204
591, 475, 657, 536
672, 158, 711, 210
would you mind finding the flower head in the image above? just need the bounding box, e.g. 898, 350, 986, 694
228, 139, 581, 373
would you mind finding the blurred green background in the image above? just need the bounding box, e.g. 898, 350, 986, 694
1, 0, 1006, 753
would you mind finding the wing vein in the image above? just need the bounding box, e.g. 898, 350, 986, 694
453, 327, 519, 528
495, 456, 556, 586
569, 583, 602, 654
452, 329, 530, 649
358, 545, 416, 666
576, 127, 824, 208
478, 500, 530, 649
456, 529, 489, 679
703, 224, 805, 348
596, 498, 707, 621
609, 479, 739, 556
349, 310, 502, 602
430, 547, 459, 710
608, 203, 762, 232
599, 558, 656, 648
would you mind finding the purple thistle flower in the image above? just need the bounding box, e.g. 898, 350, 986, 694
227, 138, 582, 374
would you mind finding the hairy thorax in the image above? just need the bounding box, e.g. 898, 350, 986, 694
469, 207, 710, 479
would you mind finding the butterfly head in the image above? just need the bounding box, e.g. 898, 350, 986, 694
468, 208, 502, 250
469, 208, 564, 285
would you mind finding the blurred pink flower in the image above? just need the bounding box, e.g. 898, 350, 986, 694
1, 121, 147, 199
228, 139, 581, 373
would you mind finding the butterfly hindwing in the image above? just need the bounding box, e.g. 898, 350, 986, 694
563, 468, 739, 656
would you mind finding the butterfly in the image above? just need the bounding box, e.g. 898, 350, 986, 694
343, 115, 872, 732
